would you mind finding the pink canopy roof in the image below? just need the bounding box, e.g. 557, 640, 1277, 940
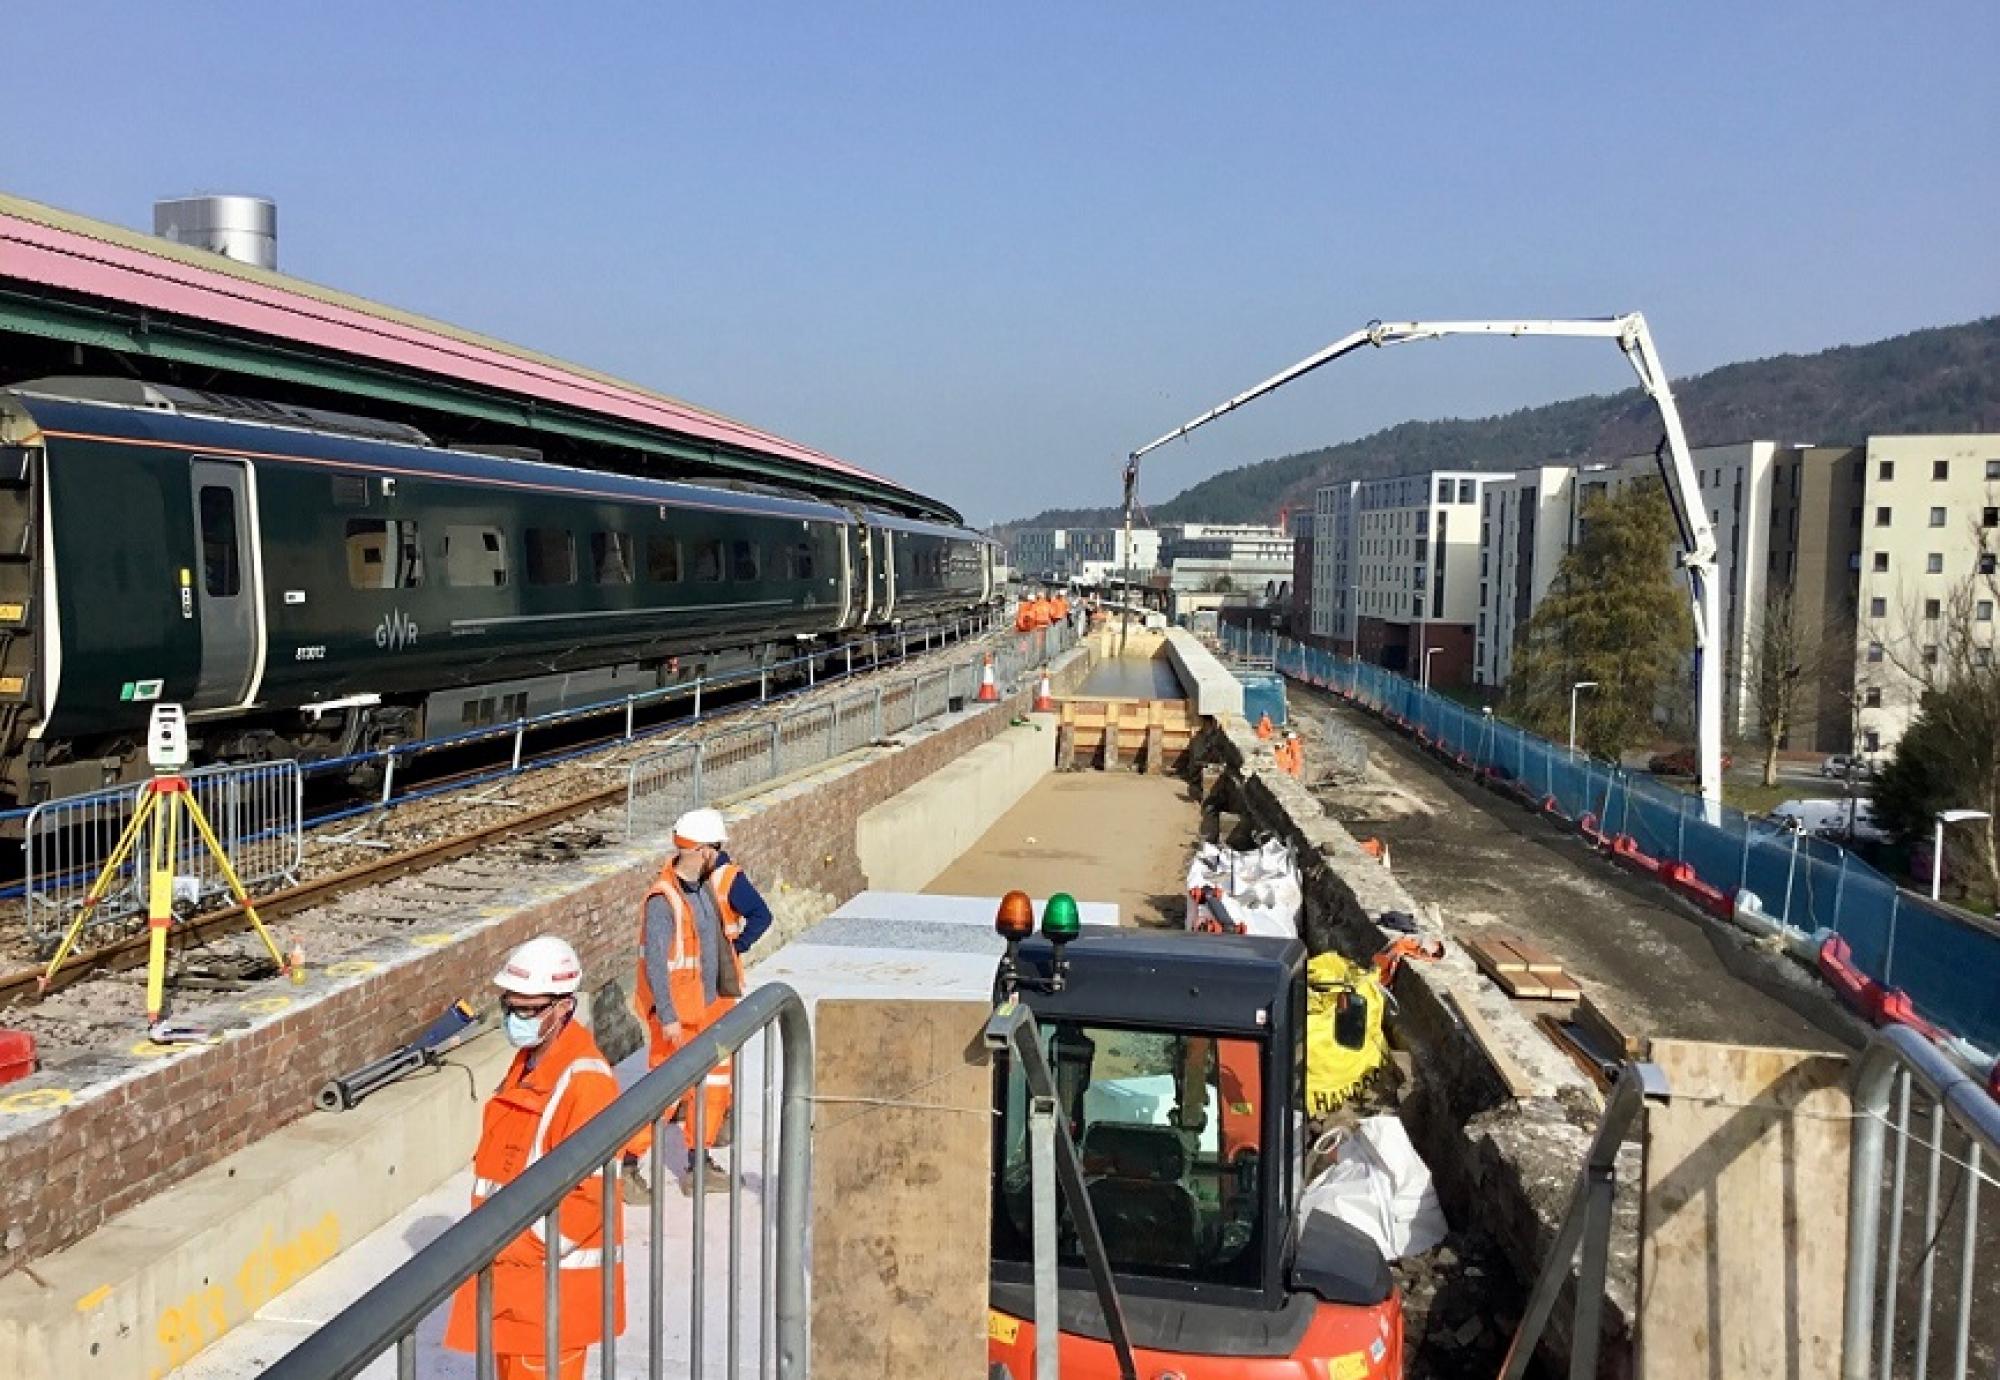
0, 196, 888, 485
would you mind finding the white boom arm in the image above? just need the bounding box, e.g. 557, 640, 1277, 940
1132, 315, 1723, 812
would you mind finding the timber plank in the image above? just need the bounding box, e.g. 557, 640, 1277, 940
810, 999, 994, 1379
1638, 1040, 1851, 1380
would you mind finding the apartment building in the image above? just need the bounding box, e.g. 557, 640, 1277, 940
1158, 522, 1294, 593
1850, 435, 2000, 755
1763, 446, 1867, 753
1315, 470, 1491, 685
1474, 465, 1577, 690
1005, 526, 1159, 585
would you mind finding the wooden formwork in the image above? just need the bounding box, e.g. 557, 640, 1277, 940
1054, 695, 1194, 772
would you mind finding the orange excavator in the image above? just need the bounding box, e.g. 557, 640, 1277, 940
985, 907, 1404, 1379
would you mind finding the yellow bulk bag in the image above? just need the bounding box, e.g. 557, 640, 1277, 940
1305, 951, 1389, 1117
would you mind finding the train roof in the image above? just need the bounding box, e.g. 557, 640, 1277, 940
7, 386, 865, 526
0, 191, 962, 524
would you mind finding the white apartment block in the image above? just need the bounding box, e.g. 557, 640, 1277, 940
1349, 471, 1490, 626
1159, 523, 1293, 593
1474, 466, 1576, 688
1852, 435, 2000, 755
1006, 526, 1159, 585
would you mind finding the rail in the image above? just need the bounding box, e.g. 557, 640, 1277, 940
1842, 1023, 2000, 1379
260, 983, 813, 1380
1499, 1060, 1668, 1380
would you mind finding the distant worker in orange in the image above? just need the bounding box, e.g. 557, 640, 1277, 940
625, 808, 769, 1196
1029, 591, 1053, 630
1255, 712, 1276, 741
1014, 594, 1035, 632
1282, 729, 1306, 780
446, 936, 623, 1380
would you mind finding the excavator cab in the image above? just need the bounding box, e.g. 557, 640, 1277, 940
988, 927, 1403, 1379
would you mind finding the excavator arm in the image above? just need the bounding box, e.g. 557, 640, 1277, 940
1129, 314, 1724, 813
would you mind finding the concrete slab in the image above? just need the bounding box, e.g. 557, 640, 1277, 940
854, 716, 1057, 892
1164, 628, 1244, 720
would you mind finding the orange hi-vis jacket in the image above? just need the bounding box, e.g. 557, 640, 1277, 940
445, 1018, 625, 1358
634, 863, 747, 1043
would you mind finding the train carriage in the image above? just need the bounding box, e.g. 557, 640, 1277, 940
0, 379, 995, 806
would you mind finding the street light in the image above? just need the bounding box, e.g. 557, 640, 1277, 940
1568, 681, 1599, 759
1929, 809, 1990, 901
1421, 646, 1441, 692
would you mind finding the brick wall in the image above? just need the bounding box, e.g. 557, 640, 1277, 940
0, 657, 1088, 1274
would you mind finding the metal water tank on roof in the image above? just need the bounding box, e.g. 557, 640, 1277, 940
153, 194, 277, 270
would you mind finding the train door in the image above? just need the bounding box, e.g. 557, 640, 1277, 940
874, 529, 896, 622
188, 458, 264, 709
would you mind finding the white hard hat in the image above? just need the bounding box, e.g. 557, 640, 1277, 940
672, 807, 728, 848
494, 935, 582, 996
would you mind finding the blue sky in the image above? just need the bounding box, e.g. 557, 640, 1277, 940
5, 3, 1996, 523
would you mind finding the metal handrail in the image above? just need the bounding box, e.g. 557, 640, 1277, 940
1498, 1060, 1669, 1380
261, 984, 813, 1380
1841, 1022, 2000, 1379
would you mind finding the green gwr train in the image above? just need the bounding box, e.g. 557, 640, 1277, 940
0, 379, 998, 807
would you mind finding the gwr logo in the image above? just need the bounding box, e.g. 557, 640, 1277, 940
375, 608, 420, 650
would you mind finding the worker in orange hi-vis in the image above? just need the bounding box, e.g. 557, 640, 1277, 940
1014, 593, 1036, 632
1284, 729, 1307, 780
625, 807, 766, 1196
1255, 712, 1275, 741
1051, 590, 1070, 623
445, 936, 624, 1380
1028, 592, 1053, 630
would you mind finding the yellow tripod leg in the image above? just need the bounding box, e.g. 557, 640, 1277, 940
38, 788, 158, 989
145, 787, 181, 1023
182, 792, 289, 976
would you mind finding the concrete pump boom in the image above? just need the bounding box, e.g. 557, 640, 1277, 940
1129, 315, 1724, 813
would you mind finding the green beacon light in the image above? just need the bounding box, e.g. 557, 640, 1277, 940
1042, 892, 1081, 943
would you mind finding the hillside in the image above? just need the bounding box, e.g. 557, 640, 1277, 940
1005, 315, 2000, 530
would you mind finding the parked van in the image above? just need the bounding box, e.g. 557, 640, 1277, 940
1769, 797, 1890, 844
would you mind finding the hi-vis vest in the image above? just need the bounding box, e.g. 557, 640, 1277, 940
444, 1018, 625, 1356
634, 864, 746, 1030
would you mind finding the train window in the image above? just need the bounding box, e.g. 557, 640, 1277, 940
691, 540, 723, 582
444, 525, 509, 588
344, 519, 424, 589
590, 532, 634, 585
730, 540, 760, 582
782, 542, 815, 580
198, 486, 241, 597
525, 529, 576, 586
645, 535, 682, 583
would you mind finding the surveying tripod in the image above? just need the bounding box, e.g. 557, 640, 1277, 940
38, 705, 291, 1026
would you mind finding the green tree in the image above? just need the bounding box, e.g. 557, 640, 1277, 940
1502, 480, 1691, 760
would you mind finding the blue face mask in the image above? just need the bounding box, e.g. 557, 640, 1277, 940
505, 1010, 549, 1049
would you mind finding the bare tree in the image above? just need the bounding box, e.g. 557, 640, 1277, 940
1873, 521, 2000, 901
1743, 589, 1849, 786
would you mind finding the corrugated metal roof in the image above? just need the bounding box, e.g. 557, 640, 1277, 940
0, 191, 886, 486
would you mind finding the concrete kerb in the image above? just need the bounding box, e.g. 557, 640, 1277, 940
1195, 712, 1637, 1375
0, 641, 1095, 1379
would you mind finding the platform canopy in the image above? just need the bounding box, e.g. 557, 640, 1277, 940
0, 192, 959, 522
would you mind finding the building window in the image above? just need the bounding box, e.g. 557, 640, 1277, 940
444, 525, 509, 588
1933, 460, 1951, 481
589, 532, 633, 585
1981, 600, 1995, 622
1458, 479, 1475, 504
524, 529, 575, 586
1864, 687, 1882, 708
1876, 507, 1892, 527
1873, 552, 1889, 573
1986, 507, 2000, 528
1866, 641, 1884, 663
1987, 459, 2000, 480
1865, 730, 1881, 752
1412, 595, 1424, 619
197, 486, 241, 598
344, 518, 423, 590
1982, 554, 1998, 576
1879, 460, 1895, 481
1930, 507, 1948, 527
1925, 598, 1942, 620
1927, 553, 1944, 574
1437, 478, 1451, 503
1869, 597, 1887, 618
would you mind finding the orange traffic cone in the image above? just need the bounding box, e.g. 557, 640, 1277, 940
1033, 669, 1056, 713
977, 653, 1000, 702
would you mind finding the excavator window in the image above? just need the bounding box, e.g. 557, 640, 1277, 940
993, 1022, 1268, 1289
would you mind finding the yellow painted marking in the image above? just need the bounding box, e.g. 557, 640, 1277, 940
986, 1311, 1020, 1345
1330, 1352, 1371, 1380
325, 959, 379, 977
410, 932, 456, 948
130, 1040, 178, 1059
76, 1284, 112, 1312
241, 996, 293, 1014
0, 1087, 73, 1112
